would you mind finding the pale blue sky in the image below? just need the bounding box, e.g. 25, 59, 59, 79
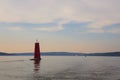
0, 0, 120, 53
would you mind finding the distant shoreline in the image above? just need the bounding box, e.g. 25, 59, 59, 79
0, 52, 120, 56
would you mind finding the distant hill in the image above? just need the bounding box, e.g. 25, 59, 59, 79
85, 52, 120, 56
11, 52, 85, 56
0, 52, 10, 55
0, 51, 120, 56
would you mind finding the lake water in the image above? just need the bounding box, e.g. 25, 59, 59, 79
0, 56, 120, 80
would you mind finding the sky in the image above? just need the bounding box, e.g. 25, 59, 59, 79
0, 0, 120, 53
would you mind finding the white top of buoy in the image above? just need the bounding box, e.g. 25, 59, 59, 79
36, 39, 39, 43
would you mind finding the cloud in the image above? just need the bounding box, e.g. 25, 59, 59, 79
107, 28, 120, 34
34, 26, 61, 32
34, 22, 63, 31
7, 26, 23, 31
88, 29, 105, 33
0, 0, 120, 33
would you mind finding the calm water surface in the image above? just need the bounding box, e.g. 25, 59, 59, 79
0, 56, 120, 80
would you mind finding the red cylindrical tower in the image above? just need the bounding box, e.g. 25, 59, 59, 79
34, 40, 41, 60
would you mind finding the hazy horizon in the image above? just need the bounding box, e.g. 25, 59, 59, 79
1, 51, 120, 54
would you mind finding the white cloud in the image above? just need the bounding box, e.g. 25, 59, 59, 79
107, 28, 120, 34
88, 29, 105, 33
0, 0, 120, 32
34, 27, 61, 32
34, 22, 64, 31
7, 26, 23, 31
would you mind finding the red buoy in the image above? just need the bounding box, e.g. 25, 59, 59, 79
34, 40, 41, 60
